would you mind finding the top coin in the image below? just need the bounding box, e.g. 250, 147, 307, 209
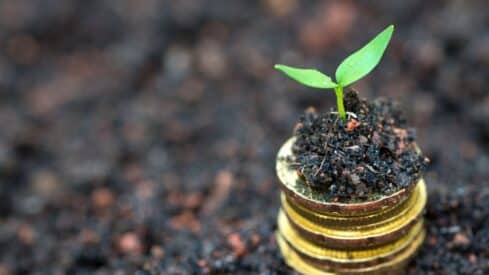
276, 137, 416, 216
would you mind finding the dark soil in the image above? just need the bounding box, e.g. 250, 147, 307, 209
0, 1, 488, 274
290, 90, 429, 202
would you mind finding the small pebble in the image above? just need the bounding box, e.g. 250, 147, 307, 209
118, 233, 143, 256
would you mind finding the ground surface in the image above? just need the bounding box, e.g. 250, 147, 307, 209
0, 1, 488, 274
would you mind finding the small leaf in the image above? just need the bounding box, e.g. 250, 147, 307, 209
335, 25, 394, 87
274, 64, 337, 89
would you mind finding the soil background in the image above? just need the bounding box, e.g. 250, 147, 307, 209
0, 1, 487, 274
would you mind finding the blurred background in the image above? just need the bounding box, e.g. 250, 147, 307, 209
0, 0, 487, 274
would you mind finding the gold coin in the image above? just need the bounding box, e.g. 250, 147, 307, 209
278, 209, 423, 265
276, 228, 425, 274
282, 180, 419, 228
281, 179, 427, 248
276, 137, 416, 216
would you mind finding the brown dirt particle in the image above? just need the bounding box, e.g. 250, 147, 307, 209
468, 253, 477, 263
91, 188, 115, 209
79, 228, 100, 244
293, 122, 303, 132
429, 236, 438, 245
346, 119, 360, 132
263, 0, 298, 17
170, 211, 201, 233
118, 232, 143, 256
198, 259, 207, 268
453, 232, 470, 246
151, 246, 165, 259
251, 233, 261, 246
183, 192, 203, 209
202, 170, 233, 215
0, 265, 11, 275
17, 224, 35, 245
227, 233, 247, 257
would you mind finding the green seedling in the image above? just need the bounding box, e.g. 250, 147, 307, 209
275, 25, 394, 122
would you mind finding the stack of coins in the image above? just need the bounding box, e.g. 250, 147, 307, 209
276, 138, 426, 274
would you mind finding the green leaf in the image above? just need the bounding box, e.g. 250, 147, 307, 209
335, 25, 394, 87
274, 64, 338, 89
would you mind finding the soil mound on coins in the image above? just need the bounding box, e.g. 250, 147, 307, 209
291, 90, 429, 202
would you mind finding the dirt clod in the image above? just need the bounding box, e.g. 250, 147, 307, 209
290, 91, 429, 202
453, 233, 471, 247
91, 188, 115, 209
346, 119, 361, 132
118, 233, 143, 256
228, 233, 247, 257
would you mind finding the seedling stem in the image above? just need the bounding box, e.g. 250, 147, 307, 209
334, 86, 346, 121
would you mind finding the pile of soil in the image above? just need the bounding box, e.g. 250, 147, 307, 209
290, 90, 429, 202
0, 0, 487, 274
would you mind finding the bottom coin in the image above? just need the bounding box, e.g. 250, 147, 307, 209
276, 228, 425, 275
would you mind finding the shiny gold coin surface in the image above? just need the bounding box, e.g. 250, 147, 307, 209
277, 228, 425, 274
278, 209, 423, 267
281, 179, 426, 248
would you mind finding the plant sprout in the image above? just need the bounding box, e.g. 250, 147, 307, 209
275, 25, 394, 122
